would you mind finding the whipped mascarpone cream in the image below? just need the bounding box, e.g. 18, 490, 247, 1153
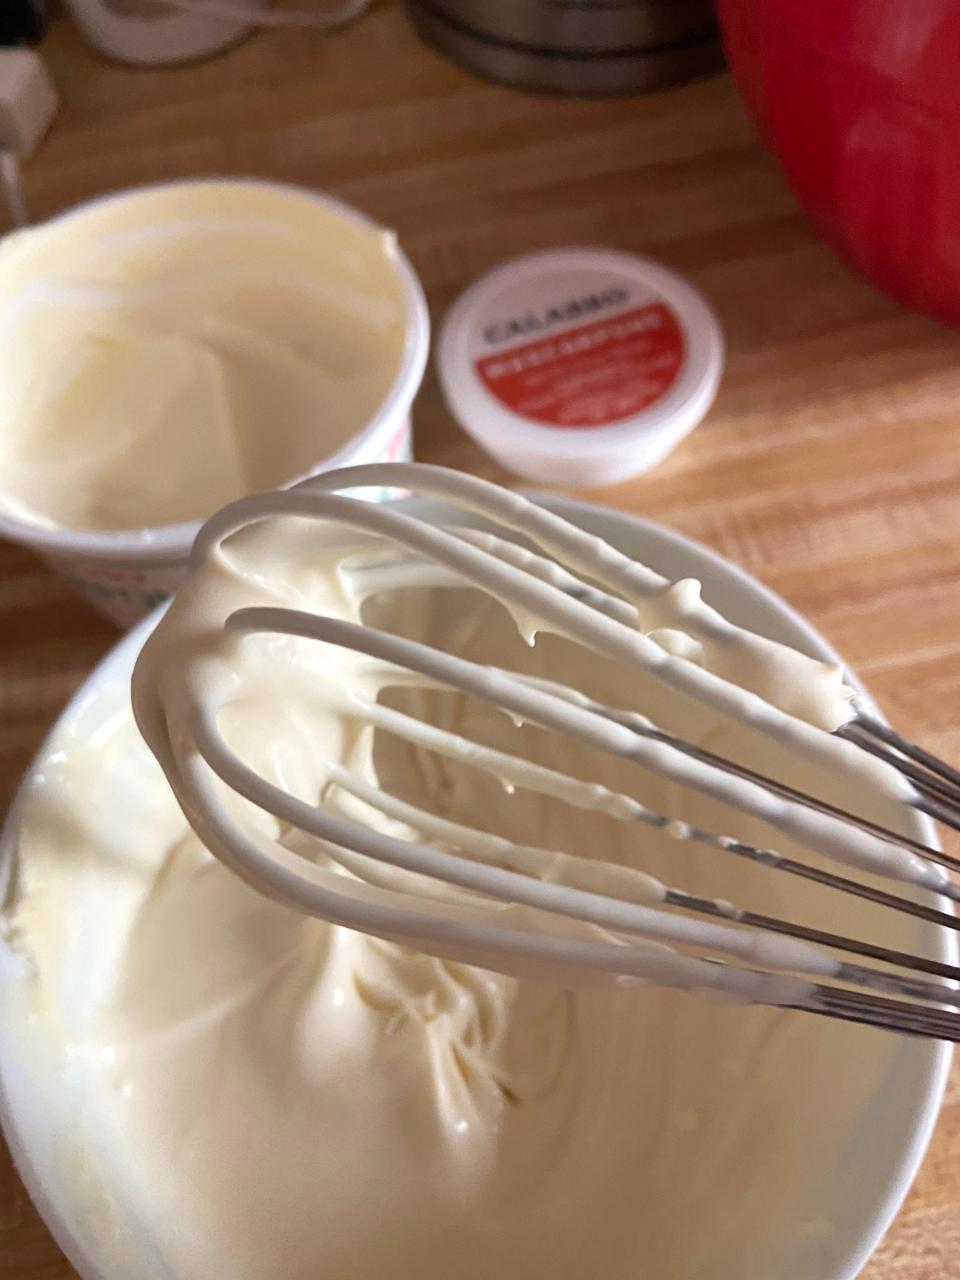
3, 477, 919, 1280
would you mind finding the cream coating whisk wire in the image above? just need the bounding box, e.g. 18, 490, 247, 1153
133, 463, 960, 1041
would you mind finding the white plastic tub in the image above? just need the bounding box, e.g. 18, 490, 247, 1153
0, 179, 430, 627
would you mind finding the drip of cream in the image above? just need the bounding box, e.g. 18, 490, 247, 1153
3, 474, 924, 1279
0, 182, 408, 532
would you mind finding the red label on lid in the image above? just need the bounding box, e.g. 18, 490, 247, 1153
474, 302, 684, 429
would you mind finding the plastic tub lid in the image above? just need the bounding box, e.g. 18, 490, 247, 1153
437, 247, 724, 486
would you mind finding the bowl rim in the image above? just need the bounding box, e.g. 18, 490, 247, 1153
0, 493, 953, 1280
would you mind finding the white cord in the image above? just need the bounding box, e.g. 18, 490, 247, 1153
0, 151, 28, 227
156, 0, 371, 29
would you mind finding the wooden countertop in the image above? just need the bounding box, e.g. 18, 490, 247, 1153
2, 5, 959, 1276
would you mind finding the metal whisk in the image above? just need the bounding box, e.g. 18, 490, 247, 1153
134, 463, 960, 1042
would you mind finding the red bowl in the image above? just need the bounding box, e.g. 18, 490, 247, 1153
718, 0, 960, 324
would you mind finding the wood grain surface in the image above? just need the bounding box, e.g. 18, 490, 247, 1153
2, 5, 960, 1276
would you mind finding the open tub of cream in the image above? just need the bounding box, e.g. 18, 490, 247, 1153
0, 179, 429, 624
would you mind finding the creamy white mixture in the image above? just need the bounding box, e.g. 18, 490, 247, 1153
0, 182, 407, 531
2, 471, 926, 1279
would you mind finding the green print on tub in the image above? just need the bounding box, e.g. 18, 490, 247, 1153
63, 571, 170, 612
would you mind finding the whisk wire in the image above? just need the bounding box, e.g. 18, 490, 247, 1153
161, 464, 960, 1041
212, 605, 960, 1038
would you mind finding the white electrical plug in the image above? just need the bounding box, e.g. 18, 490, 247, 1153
0, 48, 57, 156
0, 48, 58, 227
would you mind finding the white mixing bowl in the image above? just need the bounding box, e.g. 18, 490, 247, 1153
0, 496, 953, 1280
